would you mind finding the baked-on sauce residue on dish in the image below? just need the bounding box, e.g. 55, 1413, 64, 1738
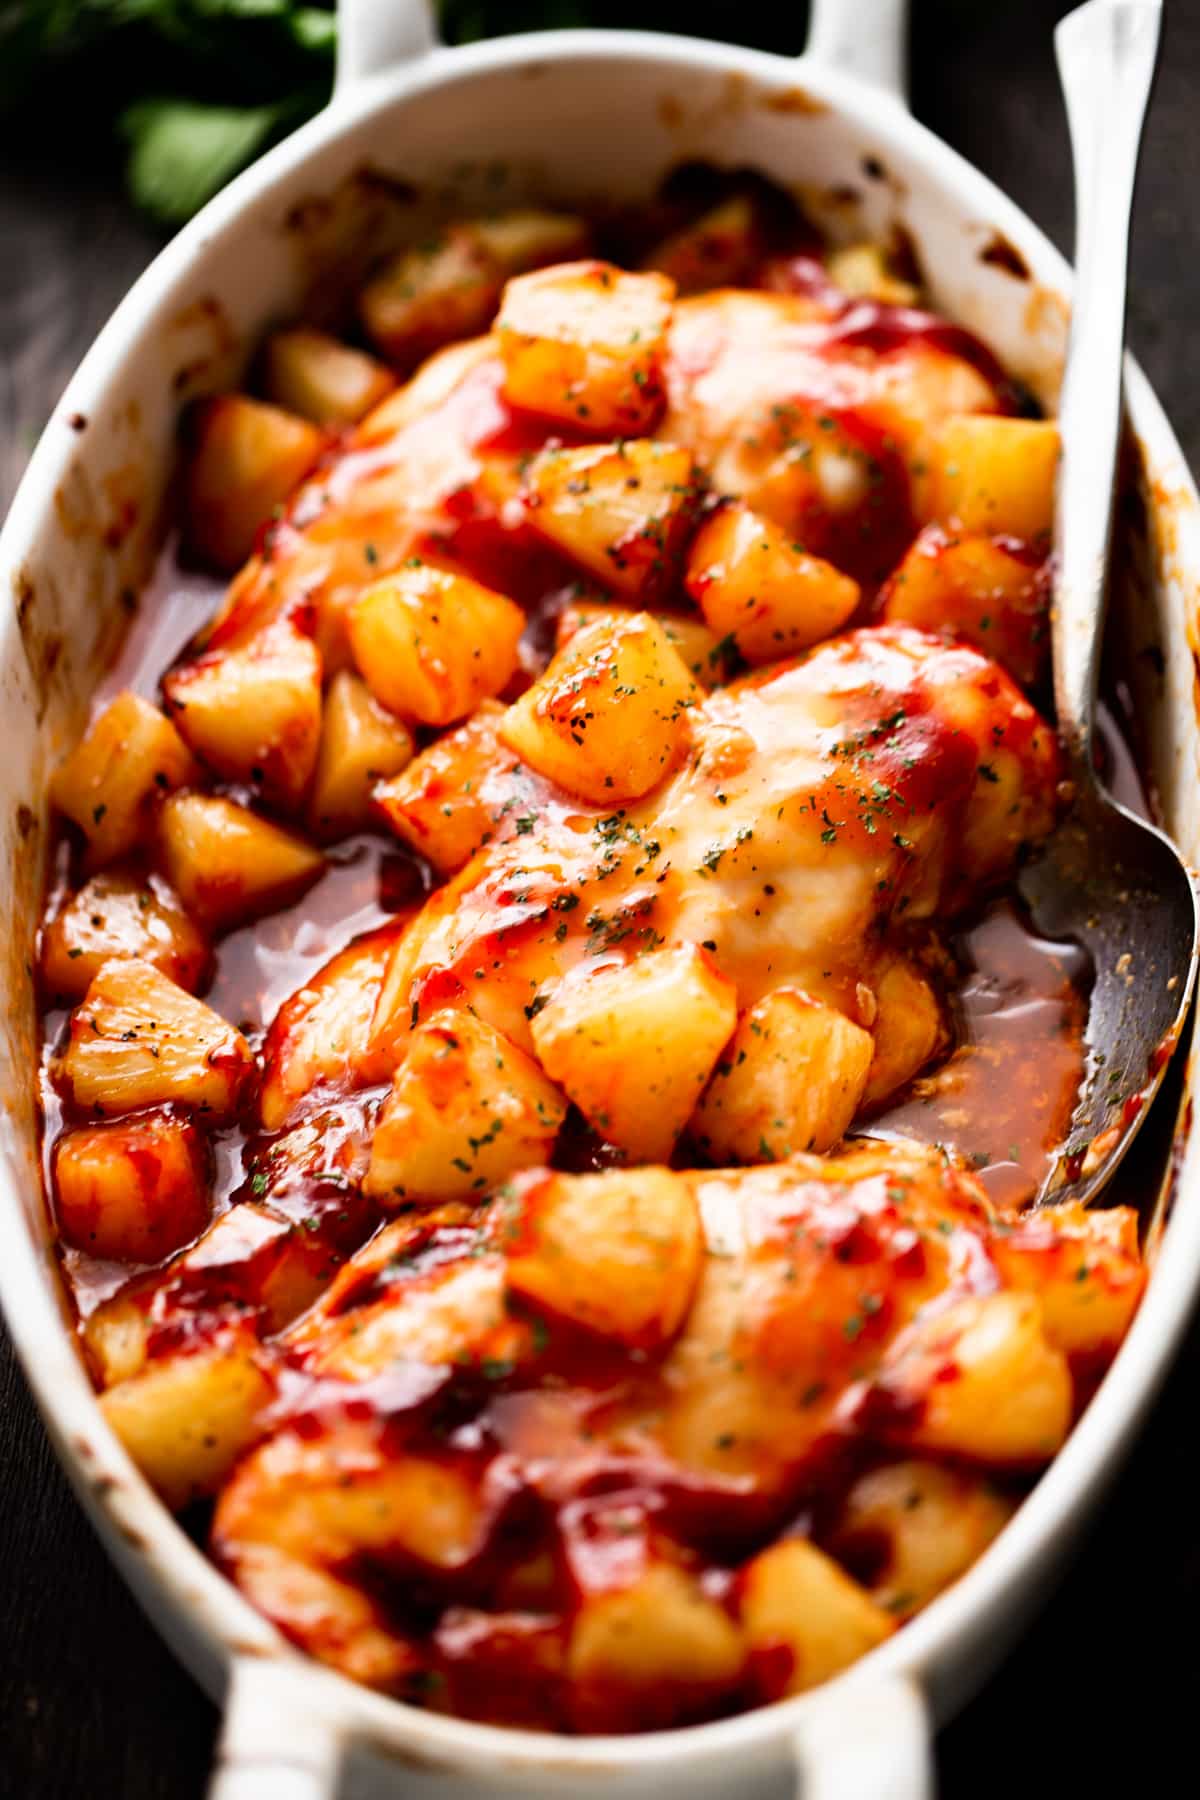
34, 177, 1149, 1732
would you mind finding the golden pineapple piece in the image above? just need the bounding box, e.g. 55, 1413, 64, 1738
183, 394, 326, 572
349, 562, 525, 727
502, 1165, 702, 1348
472, 209, 592, 277
84, 1294, 149, 1388
829, 1461, 1014, 1622
685, 502, 861, 663
50, 692, 197, 868
555, 599, 736, 689
567, 1563, 745, 1734
54, 1110, 210, 1262
100, 1331, 273, 1509
827, 240, 921, 306
499, 612, 697, 805
738, 1539, 895, 1696
40, 867, 209, 1002
642, 195, 764, 295
158, 792, 324, 933
523, 439, 699, 600
259, 925, 402, 1132
861, 959, 946, 1110
914, 414, 1060, 541
359, 225, 504, 369
262, 326, 395, 428
692, 988, 874, 1162
163, 619, 323, 812
989, 1199, 1145, 1360
871, 1291, 1073, 1465
880, 523, 1049, 689
373, 700, 506, 875
365, 1007, 566, 1202
530, 945, 737, 1160
498, 260, 675, 432
62, 958, 253, 1119
308, 670, 414, 839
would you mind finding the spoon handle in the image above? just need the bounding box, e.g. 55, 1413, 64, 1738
1052, 0, 1161, 776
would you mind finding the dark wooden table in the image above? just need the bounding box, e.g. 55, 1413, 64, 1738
3, 3, 1199, 1793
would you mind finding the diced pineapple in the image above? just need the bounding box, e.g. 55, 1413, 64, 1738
84, 1294, 149, 1388
183, 394, 326, 572
359, 225, 504, 369
365, 1007, 566, 1201
693, 988, 874, 1162
100, 1332, 273, 1509
498, 261, 675, 433
502, 1166, 702, 1348
472, 209, 592, 277
308, 670, 414, 839
738, 1539, 895, 1697
530, 946, 737, 1160
685, 502, 861, 663
173, 1199, 341, 1332
260, 926, 403, 1132
642, 195, 764, 295
50, 692, 197, 868
567, 1564, 745, 1734
158, 793, 324, 933
262, 327, 395, 428
54, 1110, 210, 1262
556, 600, 735, 690
499, 612, 697, 805
827, 240, 921, 307
163, 619, 323, 811
40, 867, 209, 1002
829, 1461, 1014, 1621
62, 958, 253, 1119
523, 439, 699, 600
870, 1292, 1073, 1464
373, 701, 506, 874
880, 523, 1049, 689
914, 415, 1059, 540
989, 1200, 1145, 1360
349, 562, 525, 728
861, 959, 945, 1110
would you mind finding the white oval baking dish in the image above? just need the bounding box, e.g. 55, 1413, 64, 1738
2, 3, 1199, 1796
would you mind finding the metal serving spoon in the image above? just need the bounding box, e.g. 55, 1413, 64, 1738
1019, 0, 1198, 1206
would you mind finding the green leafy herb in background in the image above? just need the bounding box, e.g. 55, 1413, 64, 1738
0, 1, 798, 226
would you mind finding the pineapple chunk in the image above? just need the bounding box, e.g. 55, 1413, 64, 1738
183, 394, 326, 572
54, 1110, 210, 1262
523, 439, 699, 600
308, 670, 414, 839
498, 261, 675, 433
499, 612, 697, 805
642, 195, 764, 295
163, 619, 323, 811
914, 414, 1059, 540
502, 1166, 702, 1348
50, 692, 197, 868
739, 1539, 895, 1697
830, 1461, 1013, 1622
869, 1291, 1073, 1464
40, 867, 209, 1002
880, 523, 1049, 689
988, 1200, 1145, 1360
861, 959, 945, 1110
101, 1332, 273, 1509
360, 225, 504, 369
158, 793, 324, 933
365, 1007, 566, 1201
827, 240, 921, 306
62, 958, 253, 1119
262, 327, 394, 428
692, 989, 874, 1162
685, 502, 861, 663
530, 945, 737, 1160
472, 209, 591, 277
260, 926, 401, 1132
556, 600, 736, 690
172, 1199, 342, 1331
349, 562, 525, 728
373, 701, 506, 875
567, 1564, 745, 1734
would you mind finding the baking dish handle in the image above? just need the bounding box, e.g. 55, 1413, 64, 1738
209, 1657, 345, 1800
335, 0, 440, 93
792, 1672, 932, 1800
803, 0, 910, 106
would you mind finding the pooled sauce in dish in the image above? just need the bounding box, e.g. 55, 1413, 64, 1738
33, 175, 1152, 1733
